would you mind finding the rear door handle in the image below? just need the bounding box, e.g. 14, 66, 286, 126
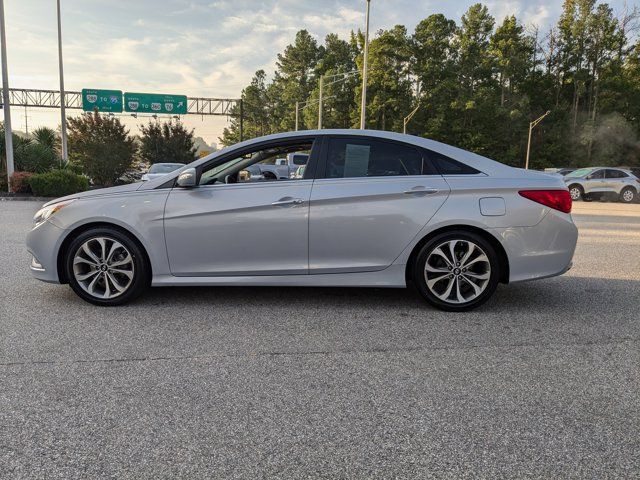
272, 197, 304, 206
404, 187, 439, 195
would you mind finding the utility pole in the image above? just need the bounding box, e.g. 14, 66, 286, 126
0, 0, 13, 185
359, 0, 371, 130
295, 101, 299, 131
318, 76, 323, 130
56, 0, 68, 162
525, 111, 550, 170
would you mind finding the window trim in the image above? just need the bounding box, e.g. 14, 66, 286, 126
316, 135, 438, 180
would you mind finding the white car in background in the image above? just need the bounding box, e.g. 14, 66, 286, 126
141, 163, 186, 181
564, 167, 639, 203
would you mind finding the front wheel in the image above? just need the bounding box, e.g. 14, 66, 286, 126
568, 185, 583, 201
412, 231, 500, 311
65, 227, 149, 306
620, 187, 637, 204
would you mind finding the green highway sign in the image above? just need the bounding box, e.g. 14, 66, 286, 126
124, 92, 188, 115
81, 89, 123, 112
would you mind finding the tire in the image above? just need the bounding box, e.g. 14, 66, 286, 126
568, 184, 583, 201
620, 187, 636, 204
412, 231, 500, 312
64, 227, 149, 306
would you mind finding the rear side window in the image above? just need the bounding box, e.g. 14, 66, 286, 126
428, 151, 481, 175
324, 138, 438, 178
605, 169, 628, 179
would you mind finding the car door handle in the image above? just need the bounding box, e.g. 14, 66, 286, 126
272, 197, 304, 206
404, 187, 439, 195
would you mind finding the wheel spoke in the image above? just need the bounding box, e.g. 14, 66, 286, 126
75, 270, 99, 282
464, 253, 489, 268
459, 242, 476, 267
87, 274, 101, 295
435, 275, 456, 301
106, 241, 124, 263
447, 240, 458, 265
426, 263, 450, 273
455, 277, 465, 303
95, 238, 107, 262
427, 273, 450, 289
82, 243, 100, 264
110, 253, 132, 268
431, 247, 454, 268
463, 270, 490, 280
107, 272, 128, 292
74, 256, 98, 267
102, 273, 112, 298
461, 275, 482, 296
110, 268, 134, 279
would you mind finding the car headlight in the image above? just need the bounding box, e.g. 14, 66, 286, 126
33, 200, 75, 225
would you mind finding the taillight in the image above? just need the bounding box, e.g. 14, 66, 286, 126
519, 189, 572, 213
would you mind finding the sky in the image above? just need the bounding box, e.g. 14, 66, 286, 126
2, 0, 635, 144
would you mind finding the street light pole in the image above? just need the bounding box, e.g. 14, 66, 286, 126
403, 103, 420, 134
57, 0, 68, 162
295, 101, 299, 131
0, 0, 14, 185
525, 110, 550, 170
359, 0, 371, 130
318, 75, 323, 130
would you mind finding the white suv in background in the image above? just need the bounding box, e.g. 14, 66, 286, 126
564, 167, 639, 203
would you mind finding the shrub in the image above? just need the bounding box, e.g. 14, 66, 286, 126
0, 170, 7, 193
68, 112, 136, 187
29, 169, 89, 197
9, 171, 34, 193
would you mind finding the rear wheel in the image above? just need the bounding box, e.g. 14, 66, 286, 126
65, 227, 149, 306
620, 187, 636, 203
412, 231, 500, 311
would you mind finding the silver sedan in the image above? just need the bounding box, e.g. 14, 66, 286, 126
26, 130, 578, 311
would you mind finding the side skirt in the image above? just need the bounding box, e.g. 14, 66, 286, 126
151, 264, 407, 288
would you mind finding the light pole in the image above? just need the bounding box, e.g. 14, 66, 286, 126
525, 110, 550, 170
403, 103, 420, 134
0, 0, 14, 185
57, 0, 68, 162
295, 96, 335, 131
359, 0, 371, 130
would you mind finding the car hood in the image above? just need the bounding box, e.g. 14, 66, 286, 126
43, 182, 144, 207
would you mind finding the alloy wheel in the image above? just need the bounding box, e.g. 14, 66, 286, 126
72, 237, 135, 299
569, 187, 581, 201
622, 189, 634, 203
424, 239, 491, 304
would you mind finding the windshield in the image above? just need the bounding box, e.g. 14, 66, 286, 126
149, 163, 185, 174
565, 168, 593, 178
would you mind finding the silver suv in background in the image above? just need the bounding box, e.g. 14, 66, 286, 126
564, 167, 639, 203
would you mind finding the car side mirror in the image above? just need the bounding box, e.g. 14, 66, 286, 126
176, 168, 197, 188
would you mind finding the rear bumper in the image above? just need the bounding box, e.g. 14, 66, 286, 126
491, 210, 578, 283
26, 220, 66, 283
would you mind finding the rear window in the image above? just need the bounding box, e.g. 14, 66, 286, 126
565, 168, 593, 178
429, 151, 481, 175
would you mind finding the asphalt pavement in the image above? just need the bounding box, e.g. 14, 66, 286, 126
1, 200, 639, 478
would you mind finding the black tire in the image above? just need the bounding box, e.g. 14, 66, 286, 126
412, 231, 501, 312
64, 227, 149, 306
568, 184, 583, 202
620, 187, 637, 204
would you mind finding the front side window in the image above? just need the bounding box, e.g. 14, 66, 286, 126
199, 141, 314, 186
325, 138, 436, 179
588, 169, 605, 179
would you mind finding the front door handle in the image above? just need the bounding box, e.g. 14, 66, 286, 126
272, 197, 304, 206
404, 187, 439, 195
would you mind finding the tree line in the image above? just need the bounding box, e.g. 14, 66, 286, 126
221, 0, 640, 170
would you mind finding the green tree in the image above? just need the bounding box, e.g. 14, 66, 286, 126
139, 119, 197, 165
68, 111, 136, 187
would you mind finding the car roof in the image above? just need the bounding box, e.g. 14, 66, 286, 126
196, 129, 517, 177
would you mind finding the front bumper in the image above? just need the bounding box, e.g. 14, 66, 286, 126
26, 220, 67, 283
491, 210, 579, 283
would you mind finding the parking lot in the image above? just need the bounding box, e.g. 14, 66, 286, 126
1, 199, 639, 478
